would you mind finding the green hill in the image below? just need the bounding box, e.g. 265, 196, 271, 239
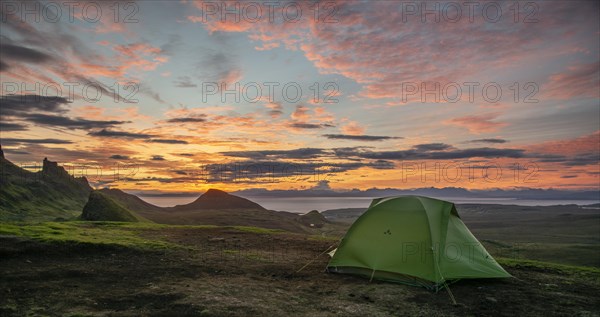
298, 210, 329, 228
81, 191, 145, 222
96, 188, 316, 233
0, 151, 92, 222
97, 188, 163, 213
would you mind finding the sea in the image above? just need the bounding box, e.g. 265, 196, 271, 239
138, 195, 600, 214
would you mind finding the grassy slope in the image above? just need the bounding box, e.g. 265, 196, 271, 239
0, 180, 88, 222
81, 191, 147, 222
0, 222, 172, 249
0, 158, 91, 222
97, 188, 163, 213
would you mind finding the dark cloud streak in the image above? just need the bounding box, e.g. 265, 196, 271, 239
110, 155, 130, 160
0, 138, 73, 145
0, 122, 28, 131
323, 134, 402, 141
167, 117, 206, 123
290, 123, 334, 129
0, 43, 54, 64
0, 95, 70, 116
466, 138, 508, 144
25, 114, 128, 130
89, 129, 154, 139
146, 139, 189, 144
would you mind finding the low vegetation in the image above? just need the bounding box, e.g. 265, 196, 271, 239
1, 221, 599, 316
0, 222, 173, 250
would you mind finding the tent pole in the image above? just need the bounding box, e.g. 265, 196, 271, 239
442, 280, 457, 305
295, 240, 339, 274
433, 254, 458, 305
369, 269, 375, 282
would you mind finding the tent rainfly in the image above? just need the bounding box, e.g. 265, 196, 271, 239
326, 196, 510, 291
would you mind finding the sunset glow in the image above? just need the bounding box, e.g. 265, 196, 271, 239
1, 1, 598, 194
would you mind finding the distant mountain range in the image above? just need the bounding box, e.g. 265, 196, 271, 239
1, 151, 598, 231
233, 187, 600, 201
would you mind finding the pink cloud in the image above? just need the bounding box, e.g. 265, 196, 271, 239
187, 1, 599, 104
70, 42, 169, 79
219, 68, 242, 86
187, 16, 254, 32
446, 113, 507, 134
114, 43, 162, 57
529, 130, 600, 156
545, 61, 600, 100
255, 42, 280, 51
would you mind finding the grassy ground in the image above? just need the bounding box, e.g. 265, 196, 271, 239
0, 222, 287, 250
460, 205, 600, 268
1, 222, 599, 316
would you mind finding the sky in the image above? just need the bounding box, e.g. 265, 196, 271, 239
0, 0, 599, 194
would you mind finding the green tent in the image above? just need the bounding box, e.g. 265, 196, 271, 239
327, 196, 510, 291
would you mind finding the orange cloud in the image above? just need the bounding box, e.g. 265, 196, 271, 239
291, 105, 310, 121
265, 102, 283, 118
341, 121, 365, 135
314, 107, 335, 122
